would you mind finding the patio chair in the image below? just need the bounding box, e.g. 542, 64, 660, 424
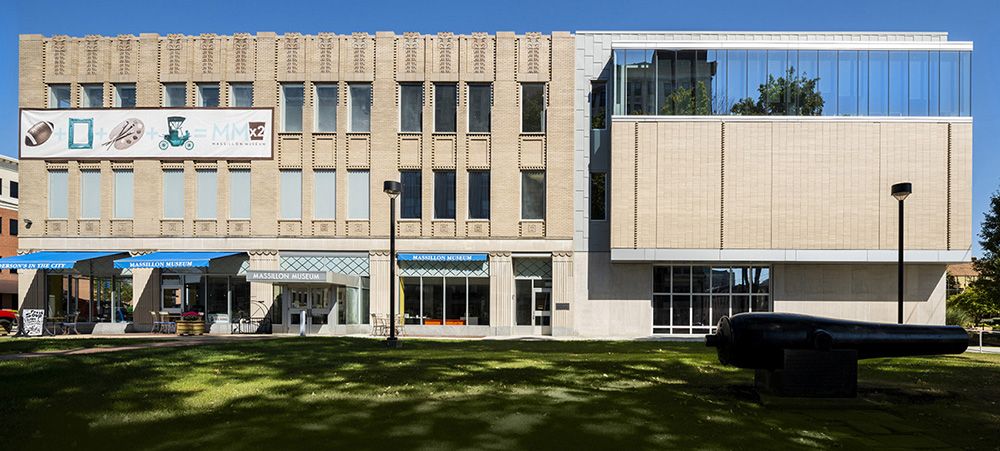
394, 314, 406, 337
371, 314, 388, 337
150, 311, 163, 333
60, 313, 80, 335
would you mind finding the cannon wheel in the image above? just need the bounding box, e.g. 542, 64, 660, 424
158, 140, 169, 150
184, 141, 194, 150
0, 318, 12, 335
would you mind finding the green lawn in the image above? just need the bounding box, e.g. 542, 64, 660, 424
1, 337, 997, 450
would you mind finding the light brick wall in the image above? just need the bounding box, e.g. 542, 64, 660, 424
19, 32, 574, 245
611, 119, 968, 252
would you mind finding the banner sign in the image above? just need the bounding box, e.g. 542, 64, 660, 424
20, 108, 273, 159
397, 253, 488, 262
246, 270, 327, 283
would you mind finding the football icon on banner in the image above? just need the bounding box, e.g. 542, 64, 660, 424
24, 121, 55, 147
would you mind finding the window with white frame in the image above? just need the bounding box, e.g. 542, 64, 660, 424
48, 170, 68, 219
349, 83, 372, 132
520, 171, 545, 220
314, 84, 338, 132
229, 169, 251, 219
81, 84, 104, 108
196, 169, 218, 219
280, 170, 302, 219
163, 83, 186, 107
114, 84, 136, 108
197, 83, 220, 107
113, 169, 134, 219
521, 83, 546, 133
468, 83, 491, 133
434, 83, 457, 133
314, 170, 336, 219
80, 170, 101, 219
281, 83, 304, 132
49, 84, 71, 109
347, 170, 369, 219
229, 83, 253, 107
162, 169, 185, 219
399, 83, 423, 133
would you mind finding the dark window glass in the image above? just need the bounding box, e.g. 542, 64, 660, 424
115, 84, 136, 108
521, 171, 545, 220
692, 266, 711, 293
434, 171, 456, 219
434, 83, 457, 133
710, 268, 731, 293
711, 295, 729, 325
752, 296, 770, 312
590, 172, 606, 221
672, 266, 691, 293
909, 51, 929, 116
732, 268, 751, 293
350, 83, 372, 132
888, 51, 909, 116
590, 82, 607, 129
468, 171, 490, 220
467, 278, 489, 326
468, 84, 491, 133
653, 295, 669, 326
422, 277, 443, 325
198, 83, 220, 107
521, 83, 546, 132
693, 295, 711, 327
745, 50, 767, 113
625, 50, 655, 115
9, 219, 16, 236
282, 84, 304, 132
838, 51, 859, 116
400, 83, 423, 132
869, 51, 889, 115
672, 295, 691, 328
403, 277, 421, 324
445, 277, 466, 324
750, 267, 770, 294
653, 266, 670, 293
400, 171, 422, 219
733, 295, 750, 314
515, 280, 533, 326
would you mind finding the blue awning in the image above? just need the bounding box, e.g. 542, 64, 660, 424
113, 252, 244, 269
0, 251, 125, 270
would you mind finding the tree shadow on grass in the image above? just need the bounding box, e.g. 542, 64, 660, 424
1, 338, 998, 450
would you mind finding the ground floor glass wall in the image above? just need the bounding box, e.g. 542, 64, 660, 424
45, 273, 133, 322
160, 273, 250, 324
402, 277, 489, 326
652, 265, 770, 334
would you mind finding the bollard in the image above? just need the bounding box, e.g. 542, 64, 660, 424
299, 310, 306, 337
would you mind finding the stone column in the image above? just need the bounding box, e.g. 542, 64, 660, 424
489, 252, 513, 335
369, 250, 390, 315
248, 250, 279, 320
17, 269, 45, 310
551, 252, 575, 336
131, 268, 159, 331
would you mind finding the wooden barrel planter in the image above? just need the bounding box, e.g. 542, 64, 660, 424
176, 320, 206, 336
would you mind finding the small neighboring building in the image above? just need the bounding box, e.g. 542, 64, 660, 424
947, 263, 978, 295
0, 155, 18, 309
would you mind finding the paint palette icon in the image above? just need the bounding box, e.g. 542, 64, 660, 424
104, 118, 145, 150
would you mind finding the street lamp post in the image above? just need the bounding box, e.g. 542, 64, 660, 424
383, 180, 402, 348
892, 182, 912, 324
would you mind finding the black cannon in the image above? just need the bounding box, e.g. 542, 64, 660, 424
706, 313, 969, 397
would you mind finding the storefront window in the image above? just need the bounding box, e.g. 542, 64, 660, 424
653, 265, 770, 334
206, 276, 229, 323
401, 275, 489, 326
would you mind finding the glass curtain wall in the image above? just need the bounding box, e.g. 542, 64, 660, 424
652, 265, 770, 334
614, 49, 972, 116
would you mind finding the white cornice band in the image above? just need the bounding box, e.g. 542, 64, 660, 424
611, 248, 972, 264
610, 40, 973, 52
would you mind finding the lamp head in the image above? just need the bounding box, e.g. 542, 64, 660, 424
23, 219, 32, 229
383, 180, 401, 199
891, 182, 912, 201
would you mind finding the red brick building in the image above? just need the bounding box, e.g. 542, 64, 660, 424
0, 156, 19, 309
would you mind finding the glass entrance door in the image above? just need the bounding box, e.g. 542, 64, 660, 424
286, 287, 332, 332
533, 287, 552, 334
515, 279, 552, 335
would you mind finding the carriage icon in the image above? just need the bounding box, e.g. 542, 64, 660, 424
158, 116, 195, 150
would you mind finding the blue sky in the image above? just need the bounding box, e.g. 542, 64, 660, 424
5, 0, 998, 256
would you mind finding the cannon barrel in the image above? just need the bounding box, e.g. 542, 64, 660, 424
705, 313, 968, 370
